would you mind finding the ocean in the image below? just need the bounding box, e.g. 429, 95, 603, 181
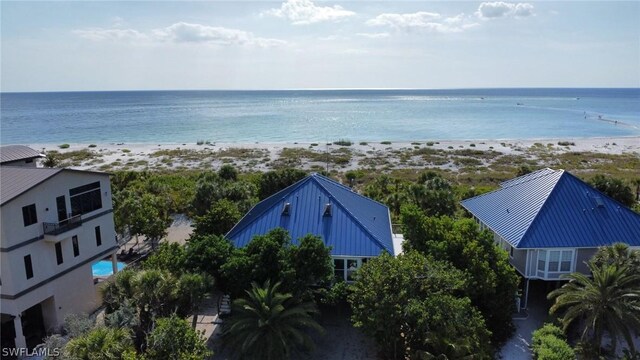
1, 88, 639, 144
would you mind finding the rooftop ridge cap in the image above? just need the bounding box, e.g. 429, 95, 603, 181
311, 176, 393, 253
313, 173, 392, 209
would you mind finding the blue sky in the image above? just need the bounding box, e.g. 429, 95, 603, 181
2, 1, 639, 91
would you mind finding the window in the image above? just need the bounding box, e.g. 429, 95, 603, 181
95, 226, 102, 247
548, 251, 560, 272
22, 204, 37, 226
560, 251, 572, 272
24, 255, 33, 279
347, 259, 359, 281
537, 250, 546, 272
55, 242, 64, 265
70, 182, 102, 216
72, 236, 80, 257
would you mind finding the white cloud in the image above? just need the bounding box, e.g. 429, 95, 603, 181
475, 2, 534, 19
74, 22, 286, 48
153, 22, 286, 47
73, 28, 148, 42
366, 12, 478, 33
356, 32, 390, 39
262, 0, 355, 25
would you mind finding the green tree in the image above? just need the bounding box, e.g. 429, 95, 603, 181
349, 252, 475, 360
548, 262, 640, 355
192, 199, 241, 236
65, 327, 135, 360
531, 324, 575, 360
287, 234, 333, 298
219, 164, 239, 181
223, 280, 323, 360
145, 315, 211, 360
256, 168, 307, 199
185, 234, 234, 281
143, 242, 187, 274
116, 192, 170, 248
43, 151, 60, 168
589, 174, 635, 207
400, 205, 519, 343
590, 242, 640, 276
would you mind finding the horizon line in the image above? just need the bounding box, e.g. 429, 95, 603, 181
3, 86, 640, 94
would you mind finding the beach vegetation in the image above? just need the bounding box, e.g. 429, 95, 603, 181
193, 199, 241, 236
380, 141, 392, 145
333, 139, 353, 146
88, 144, 97, 148
122, 149, 131, 153
43, 151, 60, 168
223, 280, 323, 360
411, 142, 421, 145
557, 141, 575, 146
257, 168, 307, 199
359, 141, 368, 145
59, 143, 70, 149
470, 143, 476, 147
65, 327, 135, 360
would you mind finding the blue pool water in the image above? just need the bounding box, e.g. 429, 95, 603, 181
92, 260, 125, 277
1, 88, 638, 143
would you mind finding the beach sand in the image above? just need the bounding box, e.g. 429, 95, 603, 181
30, 136, 639, 173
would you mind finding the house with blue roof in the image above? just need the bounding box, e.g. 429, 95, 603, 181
461, 168, 640, 307
226, 173, 397, 282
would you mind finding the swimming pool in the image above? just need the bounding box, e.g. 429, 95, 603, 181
92, 260, 125, 277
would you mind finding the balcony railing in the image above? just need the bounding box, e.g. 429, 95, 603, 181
43, 215, 82, 236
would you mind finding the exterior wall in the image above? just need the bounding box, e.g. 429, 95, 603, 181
576, 248, 597, 274
0, 170, 116, 335
510, 248, 528, 276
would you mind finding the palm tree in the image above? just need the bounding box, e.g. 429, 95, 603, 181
548, 262, 640, 355
223, 280, 324, 360
591, 243, 640, 276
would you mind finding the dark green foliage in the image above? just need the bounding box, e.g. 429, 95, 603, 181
531, 324, 575, 360
256, 168, 307, 199
223, 280, 323, 360
349, 252, 491, 360
65, 327, 135, 360
185, 234, 234, 281
517, 164, 533, 176
192, 171, 257, 215
219, 229, 332, 299
589, 174, 635, 207
192, 199, 241, 236
219, 164, 239, 181
143, 242, 187, 274
145, 315, 211, 360
400, 205, 519, 343
114, 191, 171, 246
43, 152, 60, 168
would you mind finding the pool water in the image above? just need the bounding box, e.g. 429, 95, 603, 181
92, 260, 125, 277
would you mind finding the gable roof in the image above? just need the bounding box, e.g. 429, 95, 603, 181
0, 145, 43, 164
0, 166, 109, 206
461, 168, 640, 249
226, 173, 394, 257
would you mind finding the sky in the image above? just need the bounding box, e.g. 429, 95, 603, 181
1, 1, 639, 92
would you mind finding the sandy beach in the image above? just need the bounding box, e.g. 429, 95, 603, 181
29, 136, 639, 173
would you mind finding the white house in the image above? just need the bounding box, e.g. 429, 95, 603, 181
0, 146, 118, 352
461, 168, 640, 308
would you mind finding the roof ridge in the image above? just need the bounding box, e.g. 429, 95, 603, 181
225, 176, 313, 238
313, 173, 393, 209
500, 168, 558, 189
517, 170, 566, 247
311, 176, 392, 253
462, 168, 560, 205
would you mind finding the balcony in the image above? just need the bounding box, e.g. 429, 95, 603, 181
43, 215, 82, 242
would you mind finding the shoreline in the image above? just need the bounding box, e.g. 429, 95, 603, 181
28, 136, 640, 173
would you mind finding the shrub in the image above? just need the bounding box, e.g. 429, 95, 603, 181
88, 144, 97, 148
557, 141, 575, 146
470, 143, 476, 147
532, 324, 574, 360
59, 143, 70, 149
426, 142, 435, 146
333, 139, 353, 146
196, 139, 204, 145
380, 141, 392, 145
359, 142, 368, 146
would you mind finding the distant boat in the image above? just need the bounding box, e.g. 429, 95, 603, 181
517, 102, 524, 106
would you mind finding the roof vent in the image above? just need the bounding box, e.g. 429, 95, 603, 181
594, 196, 605, 208
323, 203, 332, 217
282, 202, 291, 216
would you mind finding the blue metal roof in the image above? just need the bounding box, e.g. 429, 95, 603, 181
461, 169, 640, 249
226, 173, 394, 257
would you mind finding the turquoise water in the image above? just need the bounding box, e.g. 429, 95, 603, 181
1, 89, 639, 143
92, 260, 125, 277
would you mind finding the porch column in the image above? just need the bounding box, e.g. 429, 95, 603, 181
523, 278, 530, 310
111, 253, 118, 275
14, 315, 26, 349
